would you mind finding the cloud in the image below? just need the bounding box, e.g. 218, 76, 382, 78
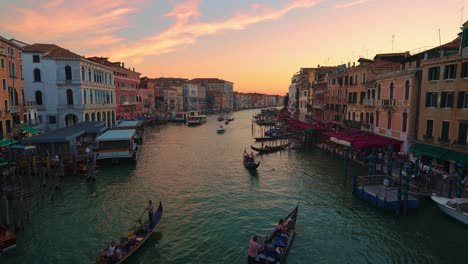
1, 0, 140, 49
108, 0, 321, 63
334, 0, 373, 9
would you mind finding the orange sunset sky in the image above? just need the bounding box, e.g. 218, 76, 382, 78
0, 0, 466, 95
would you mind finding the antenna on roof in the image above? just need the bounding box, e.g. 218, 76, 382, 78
460, 7, 464, 28
438, 29, 441, 46
392, 34, 395, 52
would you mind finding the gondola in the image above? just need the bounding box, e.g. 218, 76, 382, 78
254, 137, 275, 142
250, 142, 291, 154
243, 153, 260, 170
257, 205, 298, 264
96, 201, 163, 264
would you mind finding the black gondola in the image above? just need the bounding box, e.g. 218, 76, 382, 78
257, 205, 298, 264
96, 201, 163, 264
254, 137, 275, 142
250, 142, 291, 154
243, 153, 260, 170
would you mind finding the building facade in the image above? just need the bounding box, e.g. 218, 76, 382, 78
87, 57, 141, 120
23, 44, 116, 130
0, 36, 29, 138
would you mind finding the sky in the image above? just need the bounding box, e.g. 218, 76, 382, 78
0, 0, 466, 95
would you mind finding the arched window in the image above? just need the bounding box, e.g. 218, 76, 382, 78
366, 112, 370, 124
14, 89, 18, 105
370, 113, 374, 124
360, 112, 364, 122
377, 84, 381, 100
66, 89, 73, 105
88, 69, 91, 81
104, 73, 107, 84
404, 80, 410, 100
389, 82, 394, 100
352, 112, 356, 121
402, 112, 408, 132
35, 90, 43, 105
65, 65, 72, 80
34, 68, 41, 82
85, 113, 89, 122
90, 90, 93, 104
83, 90, 87, 104
81, 67, 85, 81
106, 92, 110, 104
371, 89, 375, 99
367, 90, 371, 99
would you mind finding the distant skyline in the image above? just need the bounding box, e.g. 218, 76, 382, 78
0, 0, 466, 95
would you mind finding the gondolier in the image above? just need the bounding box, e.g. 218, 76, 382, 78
146, 200, 154, 227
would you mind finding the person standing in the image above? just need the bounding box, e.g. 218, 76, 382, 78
247, 235, 261, 264
146, 200, 154, 227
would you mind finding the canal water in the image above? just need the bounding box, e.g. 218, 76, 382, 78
3, 109, 468, 263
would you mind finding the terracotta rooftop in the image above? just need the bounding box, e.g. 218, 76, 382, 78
188, 78, 231, 84
23, 43, 82, 59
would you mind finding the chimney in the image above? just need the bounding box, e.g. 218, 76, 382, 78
317, 64, 320, 68
133, 68, 135, 72
353, 62, 355, 67
347, 62, 350, 68
122, 62, 125, 68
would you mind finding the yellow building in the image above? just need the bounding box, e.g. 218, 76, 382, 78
412, 21, 468, 177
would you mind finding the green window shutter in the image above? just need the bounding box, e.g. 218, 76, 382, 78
441, 92, 447, 107
457, 92, 464, 108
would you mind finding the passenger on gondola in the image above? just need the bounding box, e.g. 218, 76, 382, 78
250, 152, 255, 161
106, 241, 116, 262
247, 235, 262, 264
145, 200, 154, 227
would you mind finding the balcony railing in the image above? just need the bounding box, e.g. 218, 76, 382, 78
381, 99, 396, 107
438, 137, 450, 144
423, 134, 434, 141
10, 105, 19, 113
363, 99, 376, 106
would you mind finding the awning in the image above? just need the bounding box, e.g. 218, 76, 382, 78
441, 150, 468, 164
0, 139, 18, 147
409, 143, 449, 159
19, 126, 40, 135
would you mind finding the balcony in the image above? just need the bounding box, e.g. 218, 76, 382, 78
423, 134, 434, 142
10, 105, 19, 113
381, 99, 396, 107
437, 137, 450, 144
363, 99, 376, 106
24, 101, 38, 110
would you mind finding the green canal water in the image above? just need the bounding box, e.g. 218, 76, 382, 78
3, 109, 468, 263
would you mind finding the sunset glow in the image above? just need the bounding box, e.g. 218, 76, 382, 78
0, 0, 465, 94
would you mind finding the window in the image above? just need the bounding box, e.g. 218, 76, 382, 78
360, 112, 364, 122
428, 66, 440, 80
461, 63, 468, 78
441, 121, 450, 141
33, 55, 40, 63
402, 113, 408, 132
426, 120, 434, 138
49, 116, 56, 124
82, 67, 85, 81
376, 111, 379, 127
34, 68, 41, 82
83, 90, 87, 104
90, 90, 93, 104
457, 92, 468, 108
65, 66, 72, 80
352, 112, 355, 121
462, 28, 468, 48
1, 58, 4, 68
387, 113, 392, 129
377, 84, 381, 100
440, 92, 454, 108
88, 69, 92, 81
35, 90, 43, 105
389, 82, 394, 100
425, 92, 437, 107
404, 80, 410, 100
354, 75, 358, 85
350, 76, 353, 86
444, 64, 457, 79
362, 73, 366, 84
457, 122, 468, 145
8, 61, 12, 77
371, 89, 375, 99
360, 91, 365, 104
4, 100, 8, 112
66, 89, 73, 105
20, 65, 23, 79
2, 79, 5, 91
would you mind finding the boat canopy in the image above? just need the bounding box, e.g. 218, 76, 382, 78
96, 129, 136, 142
117, 120, 142, 128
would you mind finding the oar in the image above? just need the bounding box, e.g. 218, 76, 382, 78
131, 209, 147, 230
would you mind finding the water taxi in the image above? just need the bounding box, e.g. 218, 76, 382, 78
217, 126, 225, 134
95, 129, 139, 163
187, 115, 207, 126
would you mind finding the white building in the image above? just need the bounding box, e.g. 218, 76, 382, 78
23, 44, 116, 130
